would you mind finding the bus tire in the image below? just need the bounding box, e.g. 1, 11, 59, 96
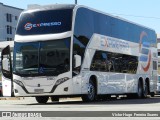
136, 81, 143, 98
82, 80, 96, 102
35, 96, 49, 104
51, 97, 59, 102
150, 92, 155, 97
143, 82, 148, 98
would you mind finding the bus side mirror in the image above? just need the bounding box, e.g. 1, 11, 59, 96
2, 58, 10, 71
74, 55, 81, 68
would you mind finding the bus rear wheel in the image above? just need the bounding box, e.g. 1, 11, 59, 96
35, 96, 49, 104
136, 81, 143, 98
142, 82, 148, 98
82, 81, 96, 102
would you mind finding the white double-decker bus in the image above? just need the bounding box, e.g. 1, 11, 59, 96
1, 4, 157, 103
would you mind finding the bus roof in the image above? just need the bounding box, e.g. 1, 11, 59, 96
27, 4, 75, 11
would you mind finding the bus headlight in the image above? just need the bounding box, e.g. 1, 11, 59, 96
13, 79, 24, 87
55, 77, 69, 86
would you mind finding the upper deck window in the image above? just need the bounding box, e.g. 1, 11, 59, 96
16, 9, 73, 35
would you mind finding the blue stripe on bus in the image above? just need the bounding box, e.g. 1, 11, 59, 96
142, 42, 150, 47
140, 55, 148, 62
141, 48, 149, 55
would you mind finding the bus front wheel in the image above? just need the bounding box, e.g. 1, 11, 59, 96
35, 96, 49, 104
82, 80, 96, 102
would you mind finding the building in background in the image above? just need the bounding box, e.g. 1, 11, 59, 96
0, 3, 22, 74
0, 2, 23, 42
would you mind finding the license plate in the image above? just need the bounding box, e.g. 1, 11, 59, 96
34, 89, 44, 93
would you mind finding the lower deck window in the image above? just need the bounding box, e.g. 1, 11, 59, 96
90, 51, 138, 74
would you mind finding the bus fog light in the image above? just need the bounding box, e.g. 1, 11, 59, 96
15, 89, 18, 93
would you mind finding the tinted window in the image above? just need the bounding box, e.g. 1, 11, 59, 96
73, 8, 93, 76
16, 9, 73, 35
74, 8, 157, 46
90, 51, 138, 74
13, 38, 70, 77
72, 36, 86, 76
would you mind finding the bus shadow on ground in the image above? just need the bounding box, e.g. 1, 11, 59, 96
25, 95, 160, 105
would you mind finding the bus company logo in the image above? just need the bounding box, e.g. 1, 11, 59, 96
24, 22, 62, 30
24, 23, 32, 30
100, 36, 129, 50
139, 31, 151, 72
100, 36, 108, 47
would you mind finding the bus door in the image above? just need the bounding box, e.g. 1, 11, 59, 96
1, 45, 14, 97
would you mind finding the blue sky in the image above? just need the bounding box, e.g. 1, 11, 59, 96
0, 0, 160, 34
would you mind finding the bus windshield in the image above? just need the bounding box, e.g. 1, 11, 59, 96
16, 9, 73, 35
13, 38, 70, 77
